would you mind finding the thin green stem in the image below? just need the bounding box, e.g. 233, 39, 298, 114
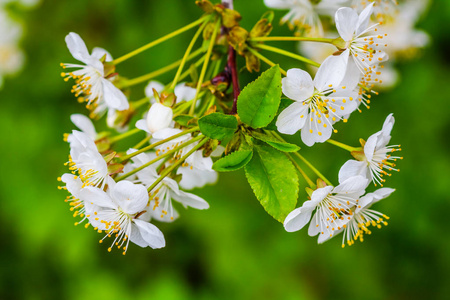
171, 21, 208, 89
254, 44, 320, 67
287, 153, 315, 189
109, 128, 141, 143
131, 97, 150, 109
119, 48, 204, 88
250, 36, 335, 43
116, 135, 204, 181
119, 126, 199, 162
147, 137, 209, 192
292, 152, 332, 186
168, 54, 206, 87
173, 100, 193, 116
247, 47, 287, 76
133, 135, 152, 149
189, 20, 221, 115
112, 17, 208, 65
326, 139, 360, 152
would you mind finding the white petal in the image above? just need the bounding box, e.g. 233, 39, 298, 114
325, 93, 359, 117
300, 119, 316, 147
310, 186, 334, 203
371, 187, 395, 205
144, 81, 165, 102
333, 175, 368, 194
174, 82, 197, 102
336, 57, 360, 91
91, 47, 113, 62
263, 0, 292, 9
281, 68, 314, 102
381, 113, 395, 137
128, 223, 148, 247
364, 131, 381, 161
111, 181, 148, 215
355, 3, 374, 36
276, 102, 309, 134
135, 119, 150, 133
70, 114, 96, 140
65, 32, 91, 65
284, 206, 314, 232
61, 173, 83, 199
308, 212, 320, 236
79, 186, 117, 209
335, 7, 359, 41
172, 190, 209, 210
102, 79, 129, 111
150, 204, 180, 223
314, 53, 349, 91
133, 219, 166, 249
338, 160, 369, 183
146, 103, 173, 134
152, 128, 182, 140
178, 167, 218, 190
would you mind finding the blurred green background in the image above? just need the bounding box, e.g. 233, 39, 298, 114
1, 0, 449, 299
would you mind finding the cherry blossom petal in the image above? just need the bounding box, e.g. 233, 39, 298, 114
276, 102, 309, 134
314, 53, 349, 91
282, 68, 314, 102
338, 160, 369, 183
111, 181, 149, 215
335, 7, 359, 41
70, 114, 96, 140
134, 219, 166, 249
102, 79, 129, 111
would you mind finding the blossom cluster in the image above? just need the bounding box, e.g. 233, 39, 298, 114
265, 0, 430, 88
58, 0, 422, 253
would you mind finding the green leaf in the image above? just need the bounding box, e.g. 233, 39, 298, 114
244, 144, 299, 223
266, 98, 293, 131
173, 114, 196, 127
251, 131, 300, 152
198, 112, 238, 141
237, 65, 282, 128
212, 150, 253, 172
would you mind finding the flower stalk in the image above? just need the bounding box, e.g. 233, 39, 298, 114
326, 139, 361, 152
112, 16, 208, 65
119, 126, 200, 162
189, 20, 221, 115
116, 134, 204, 181
253, 43, 320, 67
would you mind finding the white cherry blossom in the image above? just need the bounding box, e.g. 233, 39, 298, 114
339, 113, 402, 186
61, 32, 128, 115
67, 130, 110, 189
276, 56, 359, 146
284, 175, 369, 243
80, 180, 165, 254
335, 4, 389, 77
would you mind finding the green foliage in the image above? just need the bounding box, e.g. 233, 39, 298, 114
198, 112, 238, 141
244, 143, 299, 223
237, 65, 282, 129
212, 150, 253, 172
173, 114, 196, 127
251, 131, 300, 152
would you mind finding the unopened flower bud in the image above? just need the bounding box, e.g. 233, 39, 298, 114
146, 103, 173, 133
